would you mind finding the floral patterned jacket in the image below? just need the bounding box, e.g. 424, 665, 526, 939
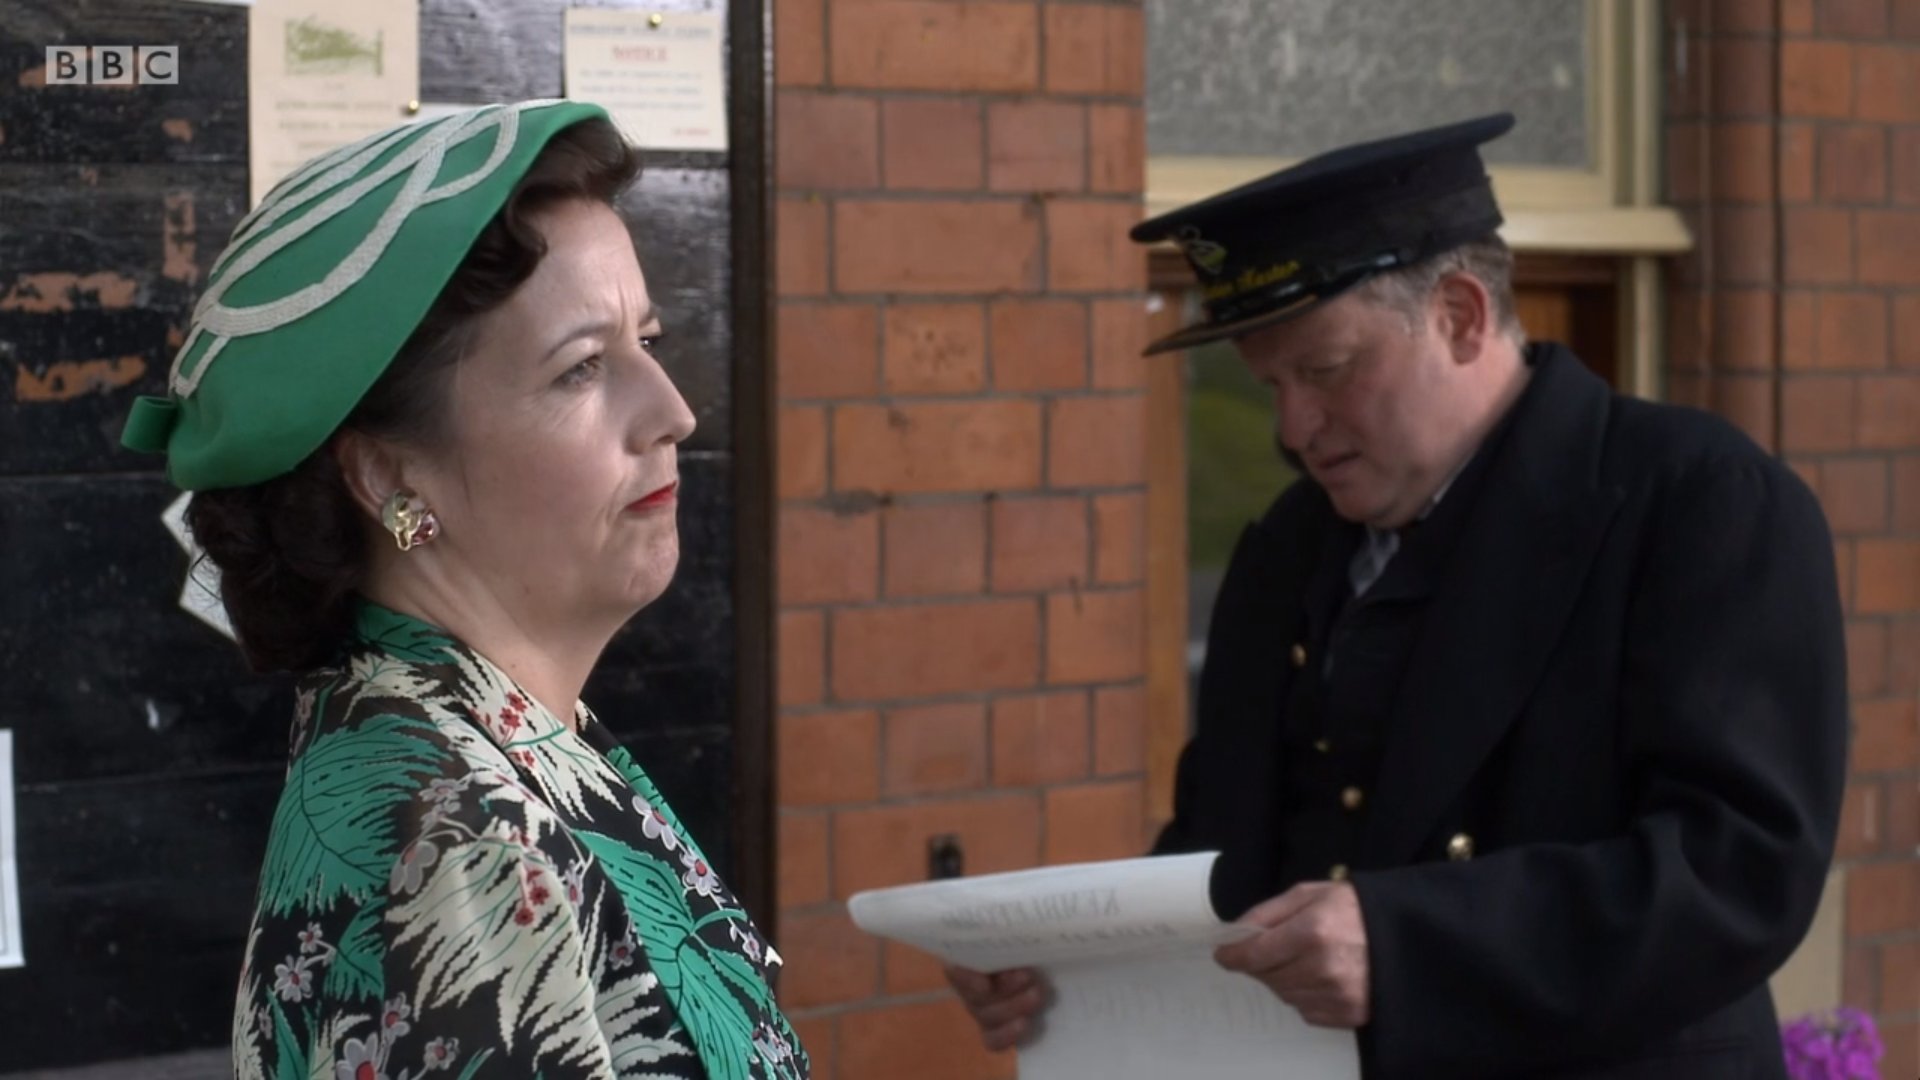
233, 602, 808, 1080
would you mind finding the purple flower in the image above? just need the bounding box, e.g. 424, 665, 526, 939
1782, 1008, 1882, 1080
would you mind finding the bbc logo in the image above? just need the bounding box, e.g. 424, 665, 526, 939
45, 46, 179, 86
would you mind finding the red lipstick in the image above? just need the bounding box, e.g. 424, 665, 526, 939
628, 482, 677, 511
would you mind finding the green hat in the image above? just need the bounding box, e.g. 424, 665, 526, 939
121, 99, 613, 490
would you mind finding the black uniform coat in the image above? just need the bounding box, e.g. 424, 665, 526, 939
1154, 343, 1849, 1079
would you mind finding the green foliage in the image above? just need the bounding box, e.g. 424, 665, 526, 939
575, 831, 765, 1080
1185, 345, 1296, 571
323, 897, 385, 1002
258, 714, 444, 916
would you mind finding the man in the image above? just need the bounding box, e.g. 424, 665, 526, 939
946, 114, 1848, 1078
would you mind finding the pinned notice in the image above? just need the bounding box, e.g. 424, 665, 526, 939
246, 0, 420, 206
0, 732, 23, 969
563, 8, 728, 152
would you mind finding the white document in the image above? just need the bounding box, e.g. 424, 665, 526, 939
0, 731, 23, 968
563, 8, 728, 151
848, 853, 1360, 1080
162, 492, 236, 642
247, 0, 420, 206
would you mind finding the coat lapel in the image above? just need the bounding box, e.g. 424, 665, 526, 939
1360, 346, 1626, 865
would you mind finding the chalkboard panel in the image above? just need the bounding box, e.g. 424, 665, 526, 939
0, 4, 247, 168
625, 167, 734, 451
0, 770, 282, 1071
0, 475, 290, 787
0, 0, 765, 1069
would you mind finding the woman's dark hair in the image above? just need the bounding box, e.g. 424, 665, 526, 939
184, 117, 642, 673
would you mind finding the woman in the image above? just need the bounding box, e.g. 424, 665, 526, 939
119, 101, 806, 1079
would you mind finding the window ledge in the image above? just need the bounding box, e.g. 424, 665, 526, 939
1499, 205, 1693, 255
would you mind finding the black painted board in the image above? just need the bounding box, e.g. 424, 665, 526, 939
0, 455, 736, 772
0, 474, 292, 787
0, 0, 752, 1067
0, 159, 246, 478
0, 172, 731, 475
621, 168, 734, 451
0, 2, 248, 168
419, 0, 567, 104
606, 449, 735, 670
0, 769, 283, 1071
417, 0, 731, 110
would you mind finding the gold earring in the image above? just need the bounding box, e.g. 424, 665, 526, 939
380, 490, 440, 552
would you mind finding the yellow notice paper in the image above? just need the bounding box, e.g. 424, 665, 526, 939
247, 0, 420, 206
563, 8, 728, 152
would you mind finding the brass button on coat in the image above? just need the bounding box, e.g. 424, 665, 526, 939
1329, 863, 1350, 881
1446, 833, 1475, 861
1290, 643, 1308, 668
1341, 786, 1365, 810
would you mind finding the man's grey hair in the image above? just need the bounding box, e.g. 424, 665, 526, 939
1354, 234, 1526, 346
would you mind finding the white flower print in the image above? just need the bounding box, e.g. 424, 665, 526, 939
291, 686, 317, 745
380, 992, 413, 1039
421, 1037, 461, 1073
637, 798, 683, 852
680, 849, 720, 899
389, 839, 439, 896
753, 1024, 795, 1065
729, 922, 764, 964
422, 777, 467, 806
523, 864, 555, 913
609, 924, 637, 970
563, 858, 588, 911
298, 922, 325, 954
272, 957, 314, 1002
334, 1034, 388, 1080
471, 703, 523, 745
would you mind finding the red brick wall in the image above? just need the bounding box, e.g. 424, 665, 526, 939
771, 2, 1150, 1075
1666, 0, 1920, 1070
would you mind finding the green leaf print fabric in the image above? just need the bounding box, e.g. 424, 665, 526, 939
232, 602, 808, 1080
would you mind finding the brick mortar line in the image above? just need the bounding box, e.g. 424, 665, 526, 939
848, 686, 1135, 719
776, 677, 1146, 714
781, 190, 1144, 206
781, 988, 964, 1020
779, 488, 1145, 509
786, 773, 1148, 815
780, 387, 1153, 405
776, 291, 1151, 304
810, 682, 1152, 713
783, 487, 1144, 502
775, 580, 1148, 605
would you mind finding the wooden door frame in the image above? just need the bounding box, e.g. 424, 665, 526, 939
730, 0, 777, 927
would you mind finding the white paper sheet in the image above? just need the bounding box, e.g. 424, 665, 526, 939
848, 853, 1359, 1080
0, 731, 24, 968
247, 0, 420, 206
162, 492, 236, 642
563, 8, 728, 151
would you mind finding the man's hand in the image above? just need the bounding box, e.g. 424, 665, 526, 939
944, 965, 1049, 1051
1213, 882, 1371, 1029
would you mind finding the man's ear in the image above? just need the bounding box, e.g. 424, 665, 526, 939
333, 430, 408, 523
1431, 271, 1493, 365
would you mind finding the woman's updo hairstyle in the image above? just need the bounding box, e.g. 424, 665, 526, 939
184, 117, 641, 673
